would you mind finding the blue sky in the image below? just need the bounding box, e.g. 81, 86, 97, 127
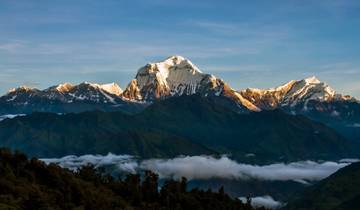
0, 0, 359, 97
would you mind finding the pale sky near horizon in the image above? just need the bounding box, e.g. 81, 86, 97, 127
0, 0, 359, 98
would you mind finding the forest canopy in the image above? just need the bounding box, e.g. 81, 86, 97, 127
0, 148, 265, 210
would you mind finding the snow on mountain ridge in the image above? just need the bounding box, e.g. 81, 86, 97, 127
56, 83, 75, 93
121, 55, 260, 111
4, 82, 124, 105
123, 55, 216, 100
99, 83, 123, 96
239, 76, 342, 110
8, 86, 37, 93
135, 55, 204, 91
1, 56, 357, 113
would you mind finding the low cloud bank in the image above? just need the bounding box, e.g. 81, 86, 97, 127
140, 156, 351, 182
352, 123, 360, 128
239, 195, 283, 209
41, 154, 356, 182
41, 153, 138, 173
0, 114, 26, 121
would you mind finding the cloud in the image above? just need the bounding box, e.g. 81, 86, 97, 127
0, 114, 26, 121
340, 158, 360, 163
140, 156, 350, 182
41, 153, 138, 173
238, 195, 283, 209
350, 123, 360, 128
41, 154, 355, 183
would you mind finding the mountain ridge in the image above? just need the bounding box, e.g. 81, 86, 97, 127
0, 55, 359, 136
2, 56, 357, 108
0, 95, 357, 163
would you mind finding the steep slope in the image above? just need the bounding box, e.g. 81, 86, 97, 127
122, 55, 258, 111
0, 95, 356, 163
284, 162, 360, 210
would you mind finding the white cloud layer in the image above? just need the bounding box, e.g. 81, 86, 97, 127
0, 114, 26, 121
239, 195, 283, 209
41, 154, 356, 183
140, 156, 351, 182
41, 153, 138, 173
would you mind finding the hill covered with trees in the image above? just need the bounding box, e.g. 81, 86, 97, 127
284, 162, 360, 210
0, 148, 264, 210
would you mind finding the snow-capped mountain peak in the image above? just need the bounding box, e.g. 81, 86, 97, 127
8, 86, 37, 93
239, 76, 341, 110
121, 55, 259, 111
81, 82, 123, 96
123, 55, 211, 100
98, 83, 123, 96
53, 82, 122, 96
56, 83, 75, 93
136, 55, 204, 90
0, 56, 357, 115
283, 76, 336, 105
304, 76, 321, 84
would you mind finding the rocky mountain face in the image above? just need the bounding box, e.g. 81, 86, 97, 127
122, 55, 258, 111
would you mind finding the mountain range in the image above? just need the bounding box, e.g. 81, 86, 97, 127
0, 95, 357, 163
1, 55, 359, 142
2, 55, 357, 114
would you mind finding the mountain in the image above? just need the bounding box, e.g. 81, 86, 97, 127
0, 95, 357, 163
284, 161, 360, 210
0, 82, 145, 115
0, 55, 358, 142
122, 55, 258, 111
0, 55, 358, 116
239, 76, 355, 109
240, 77, 360, 141
239, 75, 357, 114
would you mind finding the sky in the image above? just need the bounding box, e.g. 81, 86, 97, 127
0, 0, 359, 98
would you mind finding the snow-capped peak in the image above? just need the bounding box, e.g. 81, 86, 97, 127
239, 76, 341, 110
99, 83, 123, 96
161, 55, 203, 73
123, 55, 209, 100
8, 86, 36, 93
284, 76, 336, 104
56, 83, 75, 93
121, 55, 258, 111
304, 76, 321, 85
136, 55, 204, 88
